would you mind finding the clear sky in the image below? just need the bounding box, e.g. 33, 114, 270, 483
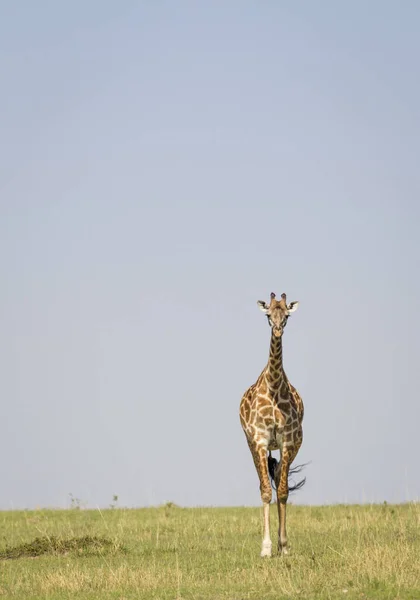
1, 1, 419, 510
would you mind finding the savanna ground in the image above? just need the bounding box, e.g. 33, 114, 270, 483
0, 502, 419, 600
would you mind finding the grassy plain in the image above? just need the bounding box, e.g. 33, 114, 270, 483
0, 502, 418, 599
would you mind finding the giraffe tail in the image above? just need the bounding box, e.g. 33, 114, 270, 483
267, 452, 279, 486
267, 452, 307, 493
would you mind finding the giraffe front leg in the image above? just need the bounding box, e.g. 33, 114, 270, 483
276, 449, 292, 555
261, 499, 272, 557
247, 440, 272, 557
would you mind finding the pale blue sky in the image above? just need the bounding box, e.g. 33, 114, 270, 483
1, 1, 419, 509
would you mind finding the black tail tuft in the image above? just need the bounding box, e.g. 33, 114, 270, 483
267, 452, 308, 493
288, 463, 307, 493
267, 453, 278, 483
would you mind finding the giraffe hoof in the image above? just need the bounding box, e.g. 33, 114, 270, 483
260, 541, 272, 558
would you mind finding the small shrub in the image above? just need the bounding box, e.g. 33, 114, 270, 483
0, 535, 124, 560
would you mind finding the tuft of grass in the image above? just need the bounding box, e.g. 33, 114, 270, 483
0, 535, 123, 560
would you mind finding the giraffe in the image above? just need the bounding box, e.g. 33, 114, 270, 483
240, 291, 304, 558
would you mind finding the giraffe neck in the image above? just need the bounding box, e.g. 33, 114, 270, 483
264, 331, 288, 390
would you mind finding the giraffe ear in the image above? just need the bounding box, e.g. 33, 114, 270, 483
287, 301, 299, 314
257, 300, 269, 313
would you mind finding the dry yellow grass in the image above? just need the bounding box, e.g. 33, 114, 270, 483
0, 503, 419, 599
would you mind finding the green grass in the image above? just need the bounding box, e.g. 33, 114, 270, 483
0, 503, 418, 599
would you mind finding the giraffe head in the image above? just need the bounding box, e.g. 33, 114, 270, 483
257, 292, 299, 338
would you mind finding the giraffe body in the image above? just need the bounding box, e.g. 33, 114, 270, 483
240, 292, 304, 557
